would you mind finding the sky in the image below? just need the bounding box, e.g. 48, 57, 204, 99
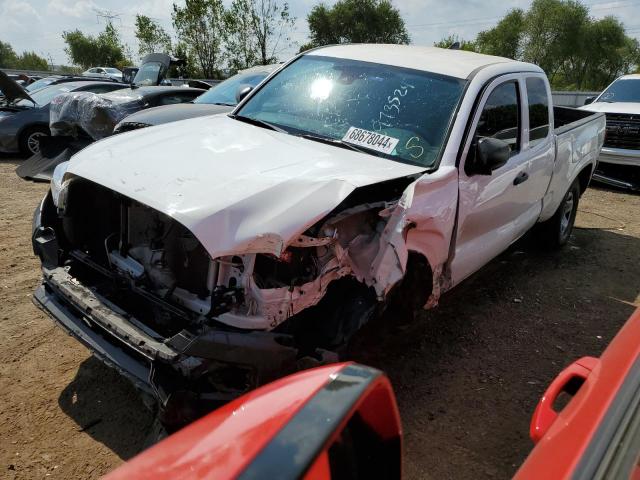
2, 0, 640, 67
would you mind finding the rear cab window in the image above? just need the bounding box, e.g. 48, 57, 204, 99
526, 77, 550, 147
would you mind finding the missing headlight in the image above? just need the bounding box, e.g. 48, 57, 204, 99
253, 247, 319, 289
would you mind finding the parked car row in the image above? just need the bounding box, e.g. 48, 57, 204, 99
0, 72, 128, 155
11, 63, 277, 181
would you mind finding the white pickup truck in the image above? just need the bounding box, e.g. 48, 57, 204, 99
580, 73, 640, 190
32, 45, 605, 427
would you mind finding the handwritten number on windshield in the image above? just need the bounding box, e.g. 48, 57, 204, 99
373, 83, 414, 132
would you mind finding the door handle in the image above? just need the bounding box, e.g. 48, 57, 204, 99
513, 171, 529, 185
530, 356, 599, 444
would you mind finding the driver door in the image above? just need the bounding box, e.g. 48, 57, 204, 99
451, 74, 535, 285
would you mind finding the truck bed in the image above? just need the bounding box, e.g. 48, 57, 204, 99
554, 106, 603, 135
538, 106, 606, 222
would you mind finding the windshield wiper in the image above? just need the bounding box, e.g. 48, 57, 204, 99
298, 133, 373, 155
230, 114, 287, 133
211, 102, 235, 106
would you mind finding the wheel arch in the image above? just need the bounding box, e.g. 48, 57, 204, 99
577, 164, 594, 196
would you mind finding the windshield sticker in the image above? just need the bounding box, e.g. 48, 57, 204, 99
342, 127, 399, 154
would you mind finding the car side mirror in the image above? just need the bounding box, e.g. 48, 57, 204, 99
583, 96, 595, 105
470, 137, 511, 175
236, 84, 254, 103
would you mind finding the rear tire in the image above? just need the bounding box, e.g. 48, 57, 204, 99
535, 180, 581, 249
19, 125, 50, 157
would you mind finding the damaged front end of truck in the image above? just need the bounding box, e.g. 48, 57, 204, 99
32, 161, 445, 428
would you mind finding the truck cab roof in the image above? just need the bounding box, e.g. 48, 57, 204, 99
308, 44, 542, 79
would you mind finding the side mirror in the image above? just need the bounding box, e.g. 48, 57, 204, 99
235, 84, 254, 103
583, 96, 595, 105
470, 137, 511, 175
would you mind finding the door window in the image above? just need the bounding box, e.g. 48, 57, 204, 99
526, 77, 550, 147
475, 81, 521, 155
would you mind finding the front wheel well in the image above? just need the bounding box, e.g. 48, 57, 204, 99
386, 251, 433, 313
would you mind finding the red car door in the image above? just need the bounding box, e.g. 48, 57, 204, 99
516, 308, 640, 479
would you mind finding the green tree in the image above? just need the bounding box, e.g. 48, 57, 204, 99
135, 15, 172, 58
579, 17, 640, 89
249, 0, 296, 65
522, 0, 589, 81
0, 40, 18, 68
225, 0, 260, 72
172, 0, 226, 78
297, 42, 315, 54
171, 42, 197, 77
306, 0, 409, 47
476, 9, 525, 59
16, 52, 49, 70
434, 35, 476, 52
62, 22, 127, 69
468, 0, 640, 90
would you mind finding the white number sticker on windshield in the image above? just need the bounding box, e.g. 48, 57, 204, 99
342, 127, 399, 154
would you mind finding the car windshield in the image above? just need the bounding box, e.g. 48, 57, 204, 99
133, 62, 164, 86
236, 55, 466, 168
15, 84, 75, 107
599, 78, 640, 103
104, 68, 121, 74
194, 72, 269, 105
26, 77, 56, 92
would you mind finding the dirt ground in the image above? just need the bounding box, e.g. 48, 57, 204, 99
0, 156, 638, 479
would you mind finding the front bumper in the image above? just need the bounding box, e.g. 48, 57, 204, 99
32, 265, 316, 428
599, 147, 640, 167
592, 148, 640, 191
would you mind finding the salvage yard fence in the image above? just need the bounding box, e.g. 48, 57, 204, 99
551, 91, 600, 107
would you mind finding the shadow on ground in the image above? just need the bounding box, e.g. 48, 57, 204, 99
351, 227, 640, 479
58, 357, 154, 460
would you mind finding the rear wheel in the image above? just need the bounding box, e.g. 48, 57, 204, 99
535, 180, 581, 249
19, 126, 50, 156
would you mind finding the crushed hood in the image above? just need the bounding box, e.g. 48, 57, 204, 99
580, 102, 640, 115
0, 70, 35, 105
67, 115, 425, 258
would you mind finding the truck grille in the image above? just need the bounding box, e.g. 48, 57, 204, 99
604, 113, 640, 150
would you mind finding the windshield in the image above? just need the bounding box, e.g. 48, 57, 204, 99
599, 78, 640, 103
236, 56, 466, 168
195, 72, 269, 105
133, 61, 165, 86
104, 68, 121, 74
16, 84, 75, 107
26, 77, 56, 92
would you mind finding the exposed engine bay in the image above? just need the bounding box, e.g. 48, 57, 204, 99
33, 173, 436, 428
43, 175, 426, 340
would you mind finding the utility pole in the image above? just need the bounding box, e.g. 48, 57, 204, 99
94, 8, 122, 25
